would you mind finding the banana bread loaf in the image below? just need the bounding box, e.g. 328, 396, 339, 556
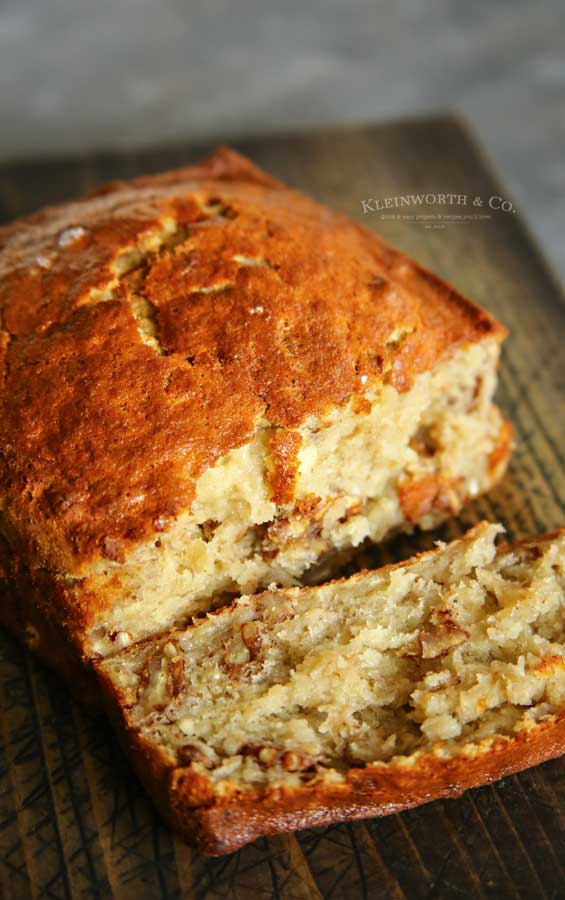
97, 522, 565, 855
0, 148, 510, 690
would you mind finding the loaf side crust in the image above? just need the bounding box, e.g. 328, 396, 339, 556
0, 566, 98, 702
131, 713, 565, 855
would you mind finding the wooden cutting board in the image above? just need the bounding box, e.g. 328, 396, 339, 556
0, 117, 563, 900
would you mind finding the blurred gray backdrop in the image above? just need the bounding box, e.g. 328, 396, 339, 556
1, 0, 564, 278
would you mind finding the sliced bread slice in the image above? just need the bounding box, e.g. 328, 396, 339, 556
97, 522, 565, 854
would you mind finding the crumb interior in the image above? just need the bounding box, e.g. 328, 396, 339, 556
102, 524, 565, 791
88, 338, 506, 655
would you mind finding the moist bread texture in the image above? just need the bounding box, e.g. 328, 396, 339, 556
0, 148, 510, 681
97, 523, 565, 855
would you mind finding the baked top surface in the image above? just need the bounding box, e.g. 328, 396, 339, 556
0, 147, 504, 571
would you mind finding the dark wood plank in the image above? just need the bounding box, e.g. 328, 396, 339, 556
0, 116, 563, 899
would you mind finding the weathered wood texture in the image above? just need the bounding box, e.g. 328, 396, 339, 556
0, 117, 563, 899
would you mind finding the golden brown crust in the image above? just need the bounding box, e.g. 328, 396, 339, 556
267, 430, 303, 505
189, 713, 565, 856
489, 419, 514, 478
0, 527, 106, 703
0, 147, 506, 575
0, 566, 100, 704
173, 714, 565, 855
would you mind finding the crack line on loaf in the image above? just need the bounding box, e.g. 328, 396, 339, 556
82, 210, 278, 357
130, 294, 164, 354
83, 219, 194, 355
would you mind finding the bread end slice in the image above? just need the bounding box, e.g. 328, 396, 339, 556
97, 522, 565, 854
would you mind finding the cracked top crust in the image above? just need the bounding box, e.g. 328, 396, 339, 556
0, 147, 505, 573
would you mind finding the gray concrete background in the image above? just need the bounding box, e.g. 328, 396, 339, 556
1, 0, 564, 279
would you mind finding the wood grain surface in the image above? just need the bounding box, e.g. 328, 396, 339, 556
0, 116, 563, 899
